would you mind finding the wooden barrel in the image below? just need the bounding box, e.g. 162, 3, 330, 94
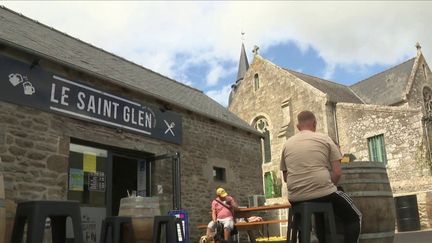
0, 173, 5, 243
394, 195, 420, 231
339, 161, 395, 243
118, 197, 160, 243
426, 191, 432, 227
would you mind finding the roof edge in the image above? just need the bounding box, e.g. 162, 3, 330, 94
404, 51, 423, 99
350, 57, 416, 88
0, 38, 261, 136
345, 86, 366, 104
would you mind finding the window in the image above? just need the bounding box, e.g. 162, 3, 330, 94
254, 73, 260, 91
213, 167, 226, 182
423, 86, 432, 118
68, 144, 108, 207
254, 117, 271, 163
264, 171, 282, 198
264, 172, 273, 198
281, 99, 291, 127
423, 64, 428, 80
367, 134, 387, 163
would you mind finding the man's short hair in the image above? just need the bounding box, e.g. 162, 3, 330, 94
297, 110, 316, 124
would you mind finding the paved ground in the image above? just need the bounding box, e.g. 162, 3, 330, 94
394, 229, 432, 243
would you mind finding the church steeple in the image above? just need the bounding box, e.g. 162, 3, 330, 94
236, 42, 249, 83
229, 35, 250, 107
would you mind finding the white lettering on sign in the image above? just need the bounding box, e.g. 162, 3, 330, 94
61, 86, 70, 106
50, 83, 70, 106
87, 95, 96, 113
146, 112, 153, 128
49, 75, 161, 135
77, 91, 85, 110
50, 83, 59, 103
122, 106, 153, 128
77, 91, 119, 119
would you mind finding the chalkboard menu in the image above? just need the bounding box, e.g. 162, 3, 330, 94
88, 171, 106, 192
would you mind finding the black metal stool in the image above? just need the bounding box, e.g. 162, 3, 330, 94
287, 202, 337, 243
11, 200, 84, 243
152, 215, 184, 243
100, 216, 135, 243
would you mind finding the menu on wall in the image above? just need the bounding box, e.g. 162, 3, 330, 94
88, 171, 105, 192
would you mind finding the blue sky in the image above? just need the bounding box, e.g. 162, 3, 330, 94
1, 1, 431, 106
264, 41, 390, 85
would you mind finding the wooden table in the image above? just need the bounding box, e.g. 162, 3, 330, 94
198, 203, 291, 243
236, 204, 291, 242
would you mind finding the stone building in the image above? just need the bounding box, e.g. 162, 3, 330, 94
229, 43, 432, 229
0, 7, 264, 242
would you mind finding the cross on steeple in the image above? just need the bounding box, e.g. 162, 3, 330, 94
252, 45, 260, 55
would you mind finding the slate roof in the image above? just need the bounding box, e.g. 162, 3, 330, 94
285, 69, 364, 104
236, 43, 249, 83
0, 7, 259, 135
350, 58, 416, 105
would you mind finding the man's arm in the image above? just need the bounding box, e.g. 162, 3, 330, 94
330, 159, 342, 185
212, 201, 217, 222
230, 197, 239, 210
211, 207, 217, 222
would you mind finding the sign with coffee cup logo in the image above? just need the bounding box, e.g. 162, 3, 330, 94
0, 54, 182, 144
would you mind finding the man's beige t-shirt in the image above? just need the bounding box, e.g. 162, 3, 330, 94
280, 130, 342, 202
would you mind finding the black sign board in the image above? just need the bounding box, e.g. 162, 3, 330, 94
0, 55, 182, 144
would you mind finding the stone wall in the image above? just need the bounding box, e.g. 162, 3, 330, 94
229, 55, 330, 201
336, 103, 432, 229
336, 102, 431, 193
405, 55, 432, 109
0, 49, 264, 241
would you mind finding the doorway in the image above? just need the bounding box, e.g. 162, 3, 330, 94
111, 155, 138, 215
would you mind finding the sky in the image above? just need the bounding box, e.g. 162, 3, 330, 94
1, 1, 431, 107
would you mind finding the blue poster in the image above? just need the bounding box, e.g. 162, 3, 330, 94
69, 168, 84, 191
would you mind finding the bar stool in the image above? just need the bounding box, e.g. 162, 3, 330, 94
100, 216, 135, 243
11, 200, 84, 243
287, 202, 337, 243
152, 215, 184, 243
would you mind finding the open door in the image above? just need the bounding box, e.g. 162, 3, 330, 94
110, 155, 153, 215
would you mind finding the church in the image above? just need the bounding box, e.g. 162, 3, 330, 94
228, 43, 432, 229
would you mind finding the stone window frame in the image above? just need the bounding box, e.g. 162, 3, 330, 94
278, 98, 292, 137
254, 73, 260, 91
423, 86, 432, 119
423, 64, 428, 80
251, 115, 272, 163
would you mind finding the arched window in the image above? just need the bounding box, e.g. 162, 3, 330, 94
423, 86, 432, 118
253, 116, 271, 163
254, 73, 260, 91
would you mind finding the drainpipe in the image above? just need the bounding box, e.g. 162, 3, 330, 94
333, 103, 340, 145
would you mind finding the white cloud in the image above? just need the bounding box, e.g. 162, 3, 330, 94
2, 1, 432, 100
323, 63, 336, 80
205, 85, 232, 107
206, 64, 224, 86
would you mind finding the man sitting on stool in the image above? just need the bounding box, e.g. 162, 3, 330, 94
280, 110, 362, 243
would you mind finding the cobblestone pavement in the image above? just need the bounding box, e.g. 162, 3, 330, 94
394, 230, 432, 243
